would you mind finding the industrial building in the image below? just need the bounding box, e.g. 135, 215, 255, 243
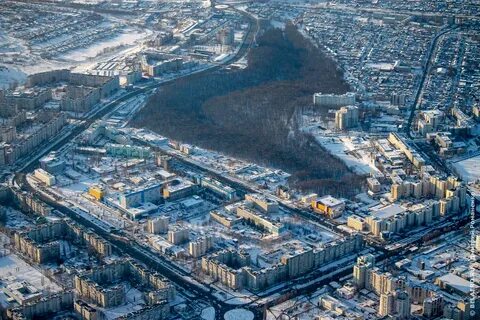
312, 195, 345, 218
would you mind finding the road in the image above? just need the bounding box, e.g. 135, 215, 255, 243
18, 174, 264, 320
289, 2, 480, 22
405, 24, 459, 139
11, 5, 263, 320
145, 133, 475, 255
12, 3, 258, 176
8, 5, 475, 319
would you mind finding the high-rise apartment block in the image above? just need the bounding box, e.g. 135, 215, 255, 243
313, 92, 356, 106
335, 105, 359, 130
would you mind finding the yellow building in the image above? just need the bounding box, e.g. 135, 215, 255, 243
347, 215, 366, 231
88, 186, 104, 201
312, 195, 345, 218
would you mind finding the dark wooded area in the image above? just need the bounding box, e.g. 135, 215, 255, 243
132, 23, 364, 197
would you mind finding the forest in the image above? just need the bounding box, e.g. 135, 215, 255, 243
131, 23, 364, 197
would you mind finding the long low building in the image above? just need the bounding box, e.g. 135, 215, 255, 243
313, 92, 356, 106
210, 209, 243, 228
236, 205, 286, 235
245, 193, 279, 214
388, 132, 425, 169
435, 273, 478, 297
198, 176, 236, 200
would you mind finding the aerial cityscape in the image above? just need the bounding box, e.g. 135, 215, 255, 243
0, 0, 479, 319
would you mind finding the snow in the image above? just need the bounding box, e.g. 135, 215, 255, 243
0, 66, 26, 89
4, 206, 33, 230
224, 296, 254, 305
201, 307, 216, 320
314, 134, 376, 175
60, 29, 150, 62
452, 154, 480, 182
224, 309, 254, 320
101, 285, 146, 320
0, 253, 62, 308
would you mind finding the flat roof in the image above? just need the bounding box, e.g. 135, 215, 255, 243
371, 204, 406, 219
437, 273, 477, 294
318, 195, 344, 207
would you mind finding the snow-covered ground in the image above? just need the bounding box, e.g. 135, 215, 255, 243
451, 154, 480, 182
300, 113, 378, 176
0, 66, 26, 89
0, 253, 62, 308
0, 25, 151, 86
224, 309, 254, 320
100, 284, 146, 320
4, 206, 33, 230
60, 29, 151, 62
201, 307, 216, 320
314, 133, 378, 175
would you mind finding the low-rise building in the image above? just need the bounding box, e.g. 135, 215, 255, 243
88, 185, 105, 201
312, 195, 345, 218
236, 205, 286, 235
198, 176, 236, 200
210, 209, 243, 228
245, 193, 279, 213
33, 168, 56, 186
